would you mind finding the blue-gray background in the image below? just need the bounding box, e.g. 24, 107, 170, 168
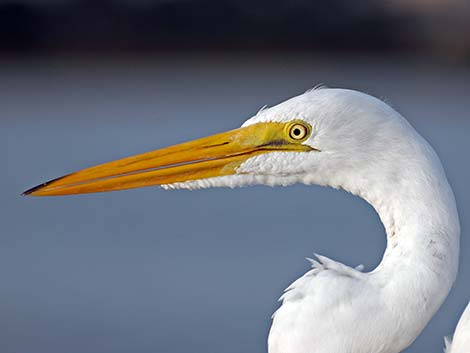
3, 55, 470, 353
2, 1, 470, 353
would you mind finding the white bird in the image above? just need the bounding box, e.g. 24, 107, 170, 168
446, 301, 470, 353
24, 88, 461, 353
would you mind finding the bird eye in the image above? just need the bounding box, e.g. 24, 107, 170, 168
288, 122, 309, 141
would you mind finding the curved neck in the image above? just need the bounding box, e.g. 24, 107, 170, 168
349, 142, 460, 345
366, 159, 460, 283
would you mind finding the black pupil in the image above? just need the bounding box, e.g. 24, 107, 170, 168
293, 128, 301, 136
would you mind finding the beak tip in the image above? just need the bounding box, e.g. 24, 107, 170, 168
22, 175, 67, 197
22, 184, 43, 196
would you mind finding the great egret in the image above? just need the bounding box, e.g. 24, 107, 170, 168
24, 88, 460, 353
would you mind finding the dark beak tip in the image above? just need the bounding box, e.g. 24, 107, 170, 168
22, 184, 44, 196
21, 175, 69, 197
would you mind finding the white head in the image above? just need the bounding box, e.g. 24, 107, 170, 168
163, 88, 443, 203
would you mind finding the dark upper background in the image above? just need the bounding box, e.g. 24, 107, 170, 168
0, 0, 469, 62
2, 1, 470, 353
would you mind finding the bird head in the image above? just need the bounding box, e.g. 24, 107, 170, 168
23, 88, 410, 196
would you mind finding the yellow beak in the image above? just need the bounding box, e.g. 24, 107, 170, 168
23, 121, 313, 196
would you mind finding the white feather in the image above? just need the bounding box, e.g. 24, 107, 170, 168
445, 301, 470, 353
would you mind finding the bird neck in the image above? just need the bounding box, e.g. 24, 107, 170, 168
367, 172, 459, 281
349, 142, 460, 338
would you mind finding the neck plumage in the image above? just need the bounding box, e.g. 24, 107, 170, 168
369, 159, 459, 285
348, 130, 460, 347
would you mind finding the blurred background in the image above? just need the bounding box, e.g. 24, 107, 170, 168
2, 1, 470, 353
